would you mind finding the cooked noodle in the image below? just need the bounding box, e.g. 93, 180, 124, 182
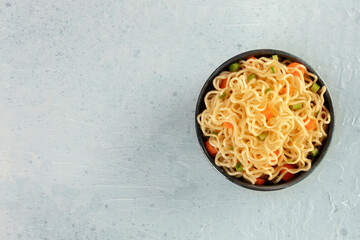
197, 56, 331, 184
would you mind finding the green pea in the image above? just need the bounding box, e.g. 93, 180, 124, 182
235, 162, 243, 172
229, 63, 239, 72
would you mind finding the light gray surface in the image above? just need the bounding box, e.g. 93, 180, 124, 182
0, 0, 359, 239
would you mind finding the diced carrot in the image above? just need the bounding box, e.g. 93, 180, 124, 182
223, 122, 233, 129
288, 62, 305, 78
273, 150, 281, 160
280, 86, 293, 95
261, 106, 274, 120
255, 178, 266, 185
205, 139, 217, 156
280, 164, 295, 181
270, 150, 281, 164
305, 119, 316, 130
220, 78, 227, 89
247, 57, 258, 68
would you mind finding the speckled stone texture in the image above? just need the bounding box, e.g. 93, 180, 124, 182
0, 0, 359, 239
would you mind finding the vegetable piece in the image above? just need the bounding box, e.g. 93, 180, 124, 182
271, 66, 275, 73
247, 56, 257, 61
223, 122, 233, 129
291, 103, 302, 110
205, 139, 217, 156
272, 55, 279, 61
311, 83, 321, 93
310, 148, 319, 157
258, 132, 268, 141
230, 146, 234, 150
305, 119, 316, 130
247, 73, 256, 81
219, 92, 226, 98
261, 106, 274, 120
255, 178, 266, 185
280, 86, 293, 95
229, 63, 239, 72
265, 88, 272, 93
220, 78, 227, 89
288, 62, 305, 78
235, 162, 243, 172
211, 131, 217, 135
280, 164, 295, 181
316, 111, 320, 117
270, 150, 281, 163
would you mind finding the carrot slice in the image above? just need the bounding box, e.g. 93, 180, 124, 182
223, 122, 233, 129
288, 62, 305, 78
305, 119, 316, 130
280, 164, 295, 181
255, 178, 266, 185
220, 78, 227, 89
247, 56, 257, 61
280, 86, 293, 95
261, 106, 274, 120
270, 150, 281, 164
205, 139, 217, 156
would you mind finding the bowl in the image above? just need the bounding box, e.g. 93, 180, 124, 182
195, 49, 335, 191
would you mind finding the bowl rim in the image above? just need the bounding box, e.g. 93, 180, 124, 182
195, 49, 335, 191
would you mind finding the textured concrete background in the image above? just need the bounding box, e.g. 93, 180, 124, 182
0, 0, 359, 239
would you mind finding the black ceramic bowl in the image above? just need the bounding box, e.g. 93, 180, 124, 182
195, 49, 335, 191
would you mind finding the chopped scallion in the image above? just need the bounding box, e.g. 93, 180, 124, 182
291, 103, 302, 110
219, 92, 226, 98
258, 132, 268, 141
235, 162, 243, 172
247, 73, 256, 81
311, 83, 321, 93
265, 88, 272, 93
310, 148, 319, 157
211, 131, 217, 135
230, 146, 234, 150
271, 66, 275, 73
272, 55, 279, 61
316, 111, 320, 117
229, 63, 239, 72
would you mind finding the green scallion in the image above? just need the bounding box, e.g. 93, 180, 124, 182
271, 66, 275, 73
229, 63, 239, 72
291, 103, 302, 110
258, 132, 268, 141
247, 73, 256, 81
219, 92, 226, 98
316, 111, 320, 117
211, 131, 217, 135
310, 148, 319, 157
272, 55, 279, 61
230, 146, 234, 150
235, 162, 243, 172
265, 88, 272, 93
311, 83, 321, 93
